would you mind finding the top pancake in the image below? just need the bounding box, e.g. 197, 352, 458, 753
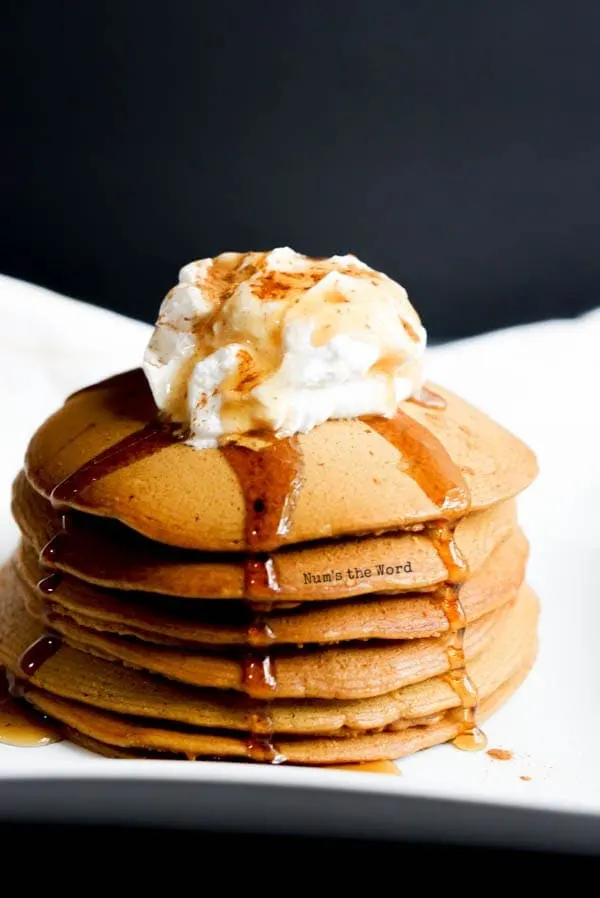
25, 369, 537, 551
13, 473, 517, 599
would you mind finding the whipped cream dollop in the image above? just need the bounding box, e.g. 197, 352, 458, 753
143, 247, 427, 448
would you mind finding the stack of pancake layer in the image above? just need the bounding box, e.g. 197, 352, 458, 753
0, 369, 538, 764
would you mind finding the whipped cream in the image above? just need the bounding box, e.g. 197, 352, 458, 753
143, 247, 427, 448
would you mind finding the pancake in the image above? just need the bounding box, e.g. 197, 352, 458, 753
13, 472, 518, 600
24, 370, 537, 551
0, 573, 538, 736
16, 528, 528, 645
22, 656, 535, 764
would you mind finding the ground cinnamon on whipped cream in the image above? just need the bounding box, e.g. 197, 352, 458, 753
143, 247, 427, 448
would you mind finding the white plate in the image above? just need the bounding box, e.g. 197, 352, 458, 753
1, 275, 598, 850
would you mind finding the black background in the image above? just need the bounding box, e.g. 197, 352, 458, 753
0, 825, 595, 874
2, 0, 600, 340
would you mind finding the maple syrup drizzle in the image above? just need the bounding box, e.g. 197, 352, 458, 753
35, 420, 179, 600
18, 633, 62, 677
428, 520, 469, 584
37, 571, 63, 594
38, 511, 71, 603
222, 437, 304, 551
332, 760, 401, 775
245, 734, 287, 764
40, 533, 67, 566
409, 386, 447, 410
39, 511, 71, 567
0, 668, 61, 747
432, 531, 486, 752
244, 701, 284, 763
247, 618, 277, 647
363, 408, 484, 751
245, 709, 275, 734
241, 652, 278, 699
49, 421, 176, 507
223, 434, 303, 760
222, 435, 303, 611
243, 555, 280, 601
360, 409, 469, 517
241, 625, 281, 760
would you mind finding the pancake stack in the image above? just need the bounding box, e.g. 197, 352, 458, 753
0, 367, 538, 764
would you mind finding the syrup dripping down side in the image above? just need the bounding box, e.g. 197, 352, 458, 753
241, 615, 277, 763
39, 512, 71, 568
39, 418, 178, 587
0, 668, 61, 747
37, 571, 62, 594
243, 555, 281, 603
50, 420, 177, 507
362, 407, 484, 751
430, 524, 486, 752
428, 520, 469, 585
32, 420, 181, 676
222, 436, 303, 606
245, 734, 287, 764
222, 436, 303, 763
18, 634, 62, 677
241, 563, 282, 759
242, 654, 286, 764
30, 508, 69, 679
241, 584, 282, 761
221, 436, 304, 552
332, 761, 401, 775
241, 652, 278, 699
360, 409, 469, 518
247, 617, 277, 648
